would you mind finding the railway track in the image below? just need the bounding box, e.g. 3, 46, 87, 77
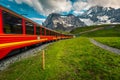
0, 42, 52, 71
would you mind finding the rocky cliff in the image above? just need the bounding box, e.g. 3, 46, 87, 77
43, 13, 86, 31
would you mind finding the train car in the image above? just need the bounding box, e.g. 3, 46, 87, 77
0, 5, 73, 60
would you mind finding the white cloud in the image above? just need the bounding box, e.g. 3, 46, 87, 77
88, 0, 120, 9
30, 17, 45, 24
15, 0, 120, 16
15, 0, 33, 6
30, 18, 45, 22
73, 1, 88, 11
73, 0, 120, 12
15, 0, 72, 16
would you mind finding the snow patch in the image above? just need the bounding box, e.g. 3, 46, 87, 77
80, 18, 94, 25
89, 14, 93, 17
97, 16, 109, 21
61, 16, 66, 18
87, 10, 92, 15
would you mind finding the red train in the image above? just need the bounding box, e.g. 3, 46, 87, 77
0, 5, 73, 59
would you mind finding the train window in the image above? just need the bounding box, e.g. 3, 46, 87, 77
41, 28, 44, 35
46, 30, 49, 35
50, 32, 53, 35
49, 31, 51, 35
52, 32, 55, 36
26, 21, 34, 35
51, 32, 54, 36
2, 11, 22, 34
36, 26, 40, 35
57, 33, 59, 36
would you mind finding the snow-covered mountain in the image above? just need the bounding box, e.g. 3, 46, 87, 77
43, 13, 86, 31
43, 6, 120, 31
79, 6, 120, 25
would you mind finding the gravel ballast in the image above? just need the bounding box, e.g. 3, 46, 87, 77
0, 43, 51, 71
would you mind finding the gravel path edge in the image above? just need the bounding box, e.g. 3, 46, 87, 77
89, 38, 120, 55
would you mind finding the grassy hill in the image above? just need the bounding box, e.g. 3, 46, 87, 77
81, 25, 120, 37
70, 25, 100, 34
70, 24, 120, 37
55, 30, 71, 34
0, 37, 120, 80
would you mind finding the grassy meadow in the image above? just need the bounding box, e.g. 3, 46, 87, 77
0, 37, 120, 80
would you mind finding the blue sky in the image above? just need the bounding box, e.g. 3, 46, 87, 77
0, 0, 47, 24
0, 0, 119, 24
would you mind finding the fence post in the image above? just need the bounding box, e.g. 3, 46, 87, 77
42, 50, 45, 70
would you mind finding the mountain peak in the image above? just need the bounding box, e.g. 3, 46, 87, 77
49, 13, 61, 17
79, 6, 120, 25
43, 13, 86, 31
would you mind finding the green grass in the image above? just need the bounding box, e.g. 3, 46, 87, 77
0, 37, 120, 80
70, 26, 98, 34
80, 25, 120, 37
56, 30, 70, 34
70, 24, 119, 34
94, 37, 120, 49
